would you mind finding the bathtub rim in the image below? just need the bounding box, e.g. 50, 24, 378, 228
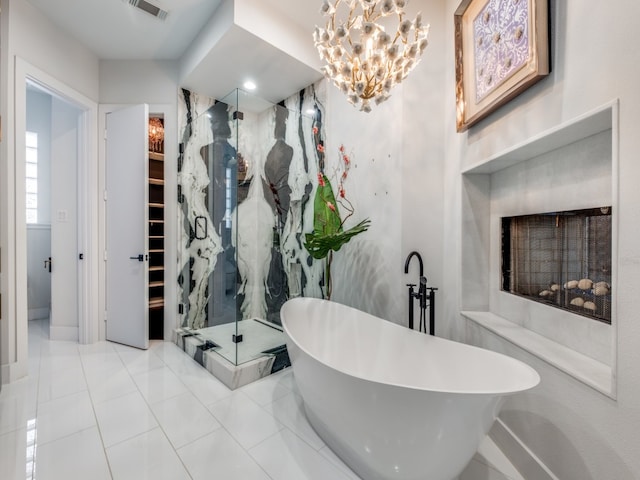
281, 297, 541, 396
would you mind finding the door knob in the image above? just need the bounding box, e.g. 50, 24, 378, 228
44, 257, 52, 272
129, 254, 144, 262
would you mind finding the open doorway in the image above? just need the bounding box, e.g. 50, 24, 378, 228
25, 83, 83, 341
3, 57, 99, 383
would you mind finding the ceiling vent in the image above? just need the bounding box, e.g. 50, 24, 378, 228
125, 0, 168, 20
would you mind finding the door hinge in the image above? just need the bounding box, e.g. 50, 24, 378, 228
177, 152, 183, 172
104, 311, 107, 321
103, 190, 108, 201
103, 250, 108, 261
177, 185, 184, 204
178, 303, 184, 314
104, 129, 107, 140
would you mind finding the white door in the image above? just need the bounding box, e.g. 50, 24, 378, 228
105, 104, 149, 349
50, 97, 81, 338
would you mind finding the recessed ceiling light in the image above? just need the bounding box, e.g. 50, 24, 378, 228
243, 81, 257, 91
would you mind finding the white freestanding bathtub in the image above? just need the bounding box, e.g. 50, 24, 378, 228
281, 298, 540, 480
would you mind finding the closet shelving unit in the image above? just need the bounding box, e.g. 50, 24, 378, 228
148, 145, 165, 339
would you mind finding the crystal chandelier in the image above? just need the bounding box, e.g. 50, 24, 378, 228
313, 0, 429, 112
148, 117, 164, 153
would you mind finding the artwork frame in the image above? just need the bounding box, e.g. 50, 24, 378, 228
455, 0, 549, 132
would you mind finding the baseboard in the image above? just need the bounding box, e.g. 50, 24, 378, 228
1, 360, 29, 385
0, 364, 9, 385
49, 325, 78, 342
28, 308, 49, 321
490, 418, 559, 480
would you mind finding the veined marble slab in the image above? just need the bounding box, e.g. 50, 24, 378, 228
175, 317, 289, 390
177, 84, 327, 331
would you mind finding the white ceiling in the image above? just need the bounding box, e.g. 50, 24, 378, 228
26, 0, 326, 105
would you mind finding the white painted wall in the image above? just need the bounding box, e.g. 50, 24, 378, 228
0, 0, 99, 381
324, 0, 446, 328
4, 0, 99, 100
438, 0, 640, 477
324, 86, 405, 322
234, 0, 320, 71
400, 0, 447, 331
100, 60, 179, 105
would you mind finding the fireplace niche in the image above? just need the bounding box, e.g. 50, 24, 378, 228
501, 207, 612, 324
460, 101, 617, 397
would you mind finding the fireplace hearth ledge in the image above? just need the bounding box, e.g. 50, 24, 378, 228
461, 310, 614, 398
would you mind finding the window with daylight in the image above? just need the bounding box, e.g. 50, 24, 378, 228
25, 131, 39, 224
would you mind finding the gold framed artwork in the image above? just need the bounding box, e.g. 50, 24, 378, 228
454, 0, 549, 132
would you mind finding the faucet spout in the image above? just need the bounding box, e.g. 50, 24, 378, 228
404, 251, 437, 336
404, 251, 423, 277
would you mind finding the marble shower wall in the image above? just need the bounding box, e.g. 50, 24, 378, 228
177, 85, 326, 330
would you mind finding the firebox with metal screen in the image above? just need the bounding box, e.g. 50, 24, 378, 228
501, 207, 612, 324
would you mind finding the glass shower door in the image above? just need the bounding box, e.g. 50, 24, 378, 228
177, 87, 313, 368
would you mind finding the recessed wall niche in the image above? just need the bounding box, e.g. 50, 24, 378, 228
460, 101, 618, 398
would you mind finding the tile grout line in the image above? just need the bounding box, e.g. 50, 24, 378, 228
125, 345, 197, 479
77, 339, 116, 479
90, 344, 185, 477
157, 345, 282, 479
244, 428, 285, 480
30, 332, 334, 480
30, 322, 44, 480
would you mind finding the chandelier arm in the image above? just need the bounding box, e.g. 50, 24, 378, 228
354, 63, 364, 84
347, 16, 357, 30
391, 12, 404, 45
346, 2, 357, 30
414, 24, 421, 43
346, 30, 354, 50
364, 5, 378, 23
385, 56, 394, 72
391, 31, 402, 46
350, 59, 358, 86
369, 76, 382, 95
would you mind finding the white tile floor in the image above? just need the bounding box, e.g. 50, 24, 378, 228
0, 319, 524, 480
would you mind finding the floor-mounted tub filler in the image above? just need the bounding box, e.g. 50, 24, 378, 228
281, 298, 540, 480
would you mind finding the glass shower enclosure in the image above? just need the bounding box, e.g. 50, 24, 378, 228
177, 88, 315, 369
